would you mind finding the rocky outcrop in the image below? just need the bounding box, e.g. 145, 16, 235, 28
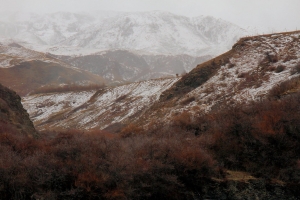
0, 83, 38, 138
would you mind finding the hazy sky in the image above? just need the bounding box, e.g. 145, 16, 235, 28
1, 0, 299, 33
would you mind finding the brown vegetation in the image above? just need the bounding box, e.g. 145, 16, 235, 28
1, 91, 300, 199
268, 76, 300, 99
0, 60, 105, 96
0, 127, 220, 199
30, 83, 105, 95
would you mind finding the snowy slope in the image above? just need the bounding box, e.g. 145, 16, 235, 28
0, 40, 74, 68
60, 11, 248, 56
0, 11, 248, 56
141, 31, 300, 124
22, 77, 179, 131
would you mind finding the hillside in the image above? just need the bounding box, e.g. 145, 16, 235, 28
22, 31, 300, 131
139, 31, 300, 125
5, 31, 300, 199
0, 42, 106, 96
54, 50, 211, 83
0, 83, 38, 138
22, 78, 179, 131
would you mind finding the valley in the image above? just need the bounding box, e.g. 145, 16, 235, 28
0, 9, 299, 200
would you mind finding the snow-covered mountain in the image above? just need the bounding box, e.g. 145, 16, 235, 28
22, 31, 300, 131
0, 11, 248, 56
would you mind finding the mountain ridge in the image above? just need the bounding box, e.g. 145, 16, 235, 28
22, 31, 300, 131
0, 11, 248, 56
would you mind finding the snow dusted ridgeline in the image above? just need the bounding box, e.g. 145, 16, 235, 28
0, 41, 51, 68
22, 78, 179, 131
188, 32, 300, 106
0, 40, 81, 69
0, 11, 247, 56
142, 31, 300, 123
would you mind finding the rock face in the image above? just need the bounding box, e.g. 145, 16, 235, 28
0, 83, 38, 138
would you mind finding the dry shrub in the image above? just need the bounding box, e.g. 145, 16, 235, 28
290, 62, 300, 75
171, 111, 194, 131
180, 96, 196, 105
283, 54, 297, 62
115, 94, 128, 102
268, 66, 276, 71
268, 76, 300, 99
237, 72, 261, 89
228, 62, 235, 68
275, 65, 286, 73
120, 123, 143, 138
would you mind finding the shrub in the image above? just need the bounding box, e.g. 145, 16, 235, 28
268, 76, 300, 99
290, 62, 300, 75
180, 96, 196, 105
275, 65, 286, 73
120, 123, 143, 138
115, 94, 128, 102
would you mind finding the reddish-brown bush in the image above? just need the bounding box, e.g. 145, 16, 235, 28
275, 65, 286, 73
290, 62, 300, 75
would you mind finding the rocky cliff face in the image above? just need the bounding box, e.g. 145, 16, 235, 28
0, 83, 38, 138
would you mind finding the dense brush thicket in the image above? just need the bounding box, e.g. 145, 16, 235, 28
1, 89, 300, 199
169, 91, 300, 182
0, 128, 218, 199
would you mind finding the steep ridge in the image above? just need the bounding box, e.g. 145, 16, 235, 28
22, 78, 179, 131
0, 42, 106, 96
139, 31, 300, 125
0, 83, 38, 138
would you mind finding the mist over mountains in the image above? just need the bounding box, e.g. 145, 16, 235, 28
0, 11, 248, 56
0, 11, 250, 85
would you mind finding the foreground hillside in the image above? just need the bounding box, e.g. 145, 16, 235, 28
22, 78, 179, 131
3, 85, 300, 199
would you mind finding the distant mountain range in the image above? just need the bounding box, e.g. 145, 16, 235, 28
0, 11, 248, 56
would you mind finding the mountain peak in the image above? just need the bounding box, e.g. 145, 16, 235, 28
0, 11, 248, 56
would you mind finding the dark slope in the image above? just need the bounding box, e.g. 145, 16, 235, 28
0, 83, 38, 138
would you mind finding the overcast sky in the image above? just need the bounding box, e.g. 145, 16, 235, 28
1, 0, 299, 33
